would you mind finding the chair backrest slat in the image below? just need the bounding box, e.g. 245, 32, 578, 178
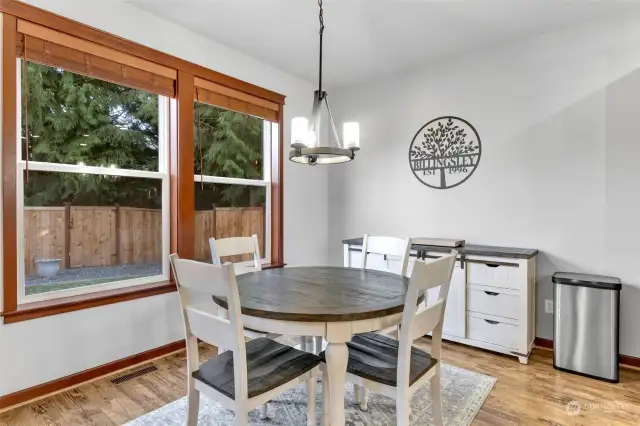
210, 235, 261, 270
409, 253, 455, 292
183, 306, 236, 349
403, 252, 457, 338
409, 299, 445, 341
361, 234, 411, 276
396, 251, 457, 390
170, 254, 247, 360
172, 255, 233, 295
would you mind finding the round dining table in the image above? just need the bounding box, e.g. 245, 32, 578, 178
214, 266, 411, 426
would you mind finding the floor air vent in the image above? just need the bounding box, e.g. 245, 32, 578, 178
111, 365, 158, 385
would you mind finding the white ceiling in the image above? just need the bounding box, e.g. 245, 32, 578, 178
129, 0, 640, 88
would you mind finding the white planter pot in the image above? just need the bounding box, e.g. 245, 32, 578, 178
35, 258, 62, 278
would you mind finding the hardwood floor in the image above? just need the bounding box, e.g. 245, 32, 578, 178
1, 339, 639, 425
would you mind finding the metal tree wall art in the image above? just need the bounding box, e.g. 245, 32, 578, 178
409, 116, 481, 189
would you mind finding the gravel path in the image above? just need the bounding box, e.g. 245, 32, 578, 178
26, 263, 163, 286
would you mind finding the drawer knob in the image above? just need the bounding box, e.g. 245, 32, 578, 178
484, 291, 499, 296
485, 263, 500, 268
484, 319, 500, 325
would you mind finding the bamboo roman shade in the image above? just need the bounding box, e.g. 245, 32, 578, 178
15, 20, 177, 97
194, 77, 279, 122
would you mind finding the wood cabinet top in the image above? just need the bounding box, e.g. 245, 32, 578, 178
212, 266, 411, 322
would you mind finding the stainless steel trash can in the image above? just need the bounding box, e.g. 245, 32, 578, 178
553, 272, 621, 383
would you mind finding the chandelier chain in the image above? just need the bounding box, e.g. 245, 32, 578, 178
318, 0, 324, 95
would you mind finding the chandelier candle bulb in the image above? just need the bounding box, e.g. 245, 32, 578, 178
343, 122, 360, 149
291, 117, 309, 148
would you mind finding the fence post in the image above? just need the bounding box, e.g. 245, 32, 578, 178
115, 203, 121, 265
212, 204, 217, 239
64, 202, 71, 269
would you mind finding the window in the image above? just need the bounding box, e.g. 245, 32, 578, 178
17, 61, 170, 302
193, 101, 273, 264
1, 10, 284, 323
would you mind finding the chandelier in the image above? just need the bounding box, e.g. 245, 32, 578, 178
289, 0, 360, 165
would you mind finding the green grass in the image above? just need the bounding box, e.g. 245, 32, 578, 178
25, 275, 149, 295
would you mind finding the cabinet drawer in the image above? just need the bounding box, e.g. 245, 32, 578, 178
468, 314, 519, 349
467, 260, 520, 290
468, 288, 519, 319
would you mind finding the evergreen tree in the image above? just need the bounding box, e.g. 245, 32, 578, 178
23, 62, 264, 209
194, 103, 264, 209
23, 62, 160, 208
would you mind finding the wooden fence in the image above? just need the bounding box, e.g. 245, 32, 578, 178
194, 207, 265, 263
24, 205, 265, 275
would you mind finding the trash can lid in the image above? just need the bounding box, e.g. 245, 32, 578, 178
552, 272, 621, 290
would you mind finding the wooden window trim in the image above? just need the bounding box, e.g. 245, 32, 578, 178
2, 281, 177, 324
195, 85, 278, 122
2, 14, 18, 314
17, 19, 177, 80
2, 263, 286, 324
1, 1, 286, 322
0, 0, 284, 104
174, 70, 196, 259
17, 34, 177, 97
272, 118, 285, 266
195, 77, 279, 111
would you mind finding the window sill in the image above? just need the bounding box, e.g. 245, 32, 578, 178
1, 281, 176, 324
1, 263, 285, 324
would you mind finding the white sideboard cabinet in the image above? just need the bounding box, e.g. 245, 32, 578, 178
343, 239, 538, 364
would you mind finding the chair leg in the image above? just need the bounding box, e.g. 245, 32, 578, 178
396, 397, 411, 426
321, 366, 331, 426
360, 387, 369, 411
354, 384, 362, 404
300, 336, 308, 352
430, 364, 444, 426
186, 377, 200, 426
315, 336, 324, 382
218, 307, 229, 353
259, 403, 268, 420
234, 409, 248, 426
306, 369, 317, 426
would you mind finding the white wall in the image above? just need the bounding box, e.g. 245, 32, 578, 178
0, 0, 328, 397
329, 12, 640, 357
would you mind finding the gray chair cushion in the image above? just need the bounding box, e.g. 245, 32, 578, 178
193, 338, 320, 399
320, 332, 437, 387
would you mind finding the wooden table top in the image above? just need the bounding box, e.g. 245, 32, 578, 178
212, 266, 411, 322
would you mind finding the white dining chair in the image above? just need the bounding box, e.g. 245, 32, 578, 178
209, 234, 262, 275
170, 254, 321, 426
209, 235, 276, 418
210, 235, 276, 336
357, 233, 412, 408
321, 251, 457, 426
361, 234, 412, 276
210, 236, 321, 360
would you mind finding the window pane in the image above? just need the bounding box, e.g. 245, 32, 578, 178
193, 102, 263, 179
24, 171, 163, 296
21, 61, 159, 171
194, 182, 266, 263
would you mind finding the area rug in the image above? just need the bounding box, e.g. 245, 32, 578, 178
126, 363, 495, 425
